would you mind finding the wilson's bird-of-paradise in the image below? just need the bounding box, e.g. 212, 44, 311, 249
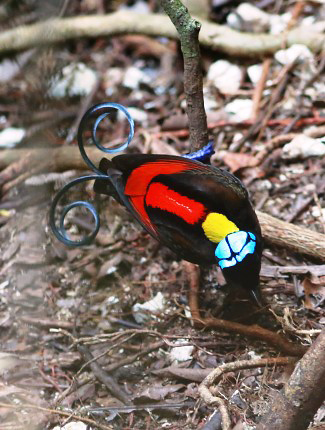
50, 103, 263, 303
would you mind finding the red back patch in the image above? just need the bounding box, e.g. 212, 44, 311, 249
124, 158, 206, 234
146, 182, 207, 225
124, 160, 201, 196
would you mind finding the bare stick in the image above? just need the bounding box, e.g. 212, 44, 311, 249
160, 0, 208, 152
251, 58, 271, 121
0, 11, 324, 57
256, 210, 325, 261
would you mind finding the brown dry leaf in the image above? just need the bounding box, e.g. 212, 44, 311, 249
161, 114, 188, 131
98, 252, 124, 278
223, 152, 257, 172
153, 366, 211, 382
232, 420, 245, 430
62, 382, 96, 408
134, 383, 185, 401
150, 139, 181, 156
302, 277, 325, 309
183, 383, 198, 399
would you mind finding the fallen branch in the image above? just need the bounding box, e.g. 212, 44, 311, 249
256, 211, 325, 261
257, 328, 325, 430
0, 146, 324, 261
0, 11, 324, 57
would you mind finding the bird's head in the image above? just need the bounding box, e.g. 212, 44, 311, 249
202, 213, 262, 304
215, 230, 262, 303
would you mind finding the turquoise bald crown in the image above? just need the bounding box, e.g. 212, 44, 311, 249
215, 231, 256, 269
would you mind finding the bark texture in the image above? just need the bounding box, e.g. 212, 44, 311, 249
160, 0, 208, 152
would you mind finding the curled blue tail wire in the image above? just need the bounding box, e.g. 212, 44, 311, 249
49, 103, 134, 246
49, 102, 213, 246
78, 102, 134, 174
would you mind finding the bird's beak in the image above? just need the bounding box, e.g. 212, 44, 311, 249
250, 289, 263, 307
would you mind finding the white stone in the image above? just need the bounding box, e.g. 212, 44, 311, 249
301, 16, 315, 27
258, 180, 272, 191
0, 127, 25, 148
233, 132, 244, 142
124, 107, 148, 123
169, 340, 194, 362
224, 99, 253, 122
132, 292, 165, 324
203, 93, 219, 112
50, 63, 97, 98
226, 12, 241, 30
52, 421, 89, 430
123, 66, 151, 89
120, 0, 150, 14
269, 12, 291, 34
227, 3, 270, 32
104, 67, 124, 93
207, 60, 242, 95
275, 44, 313, 65
311, 206, 325, 219
247, 64, 263, 85
283, 135, 325, 159
247, 350, 262, 360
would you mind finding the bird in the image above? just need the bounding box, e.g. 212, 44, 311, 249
93, 153, 263, 303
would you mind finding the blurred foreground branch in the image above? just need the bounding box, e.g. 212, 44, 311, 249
257, 328, 325, 430
0, 147, 325, 261
0, 11, 324, 57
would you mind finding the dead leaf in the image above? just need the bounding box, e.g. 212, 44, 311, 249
232, 420, 245, 430
98, 252, 124, 278
150, 139, 181, 156
223, 152, 257, 172
134, 383, 184, 401
302, 277, 325, 309
152, 366, 211, 382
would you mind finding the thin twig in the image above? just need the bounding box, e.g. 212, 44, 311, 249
251, 58, 271, 121
77, 344, 131, 405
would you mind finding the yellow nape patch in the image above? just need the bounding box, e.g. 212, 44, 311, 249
202, 212, 239, 243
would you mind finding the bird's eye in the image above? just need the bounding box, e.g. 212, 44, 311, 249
215, 231, 256, 269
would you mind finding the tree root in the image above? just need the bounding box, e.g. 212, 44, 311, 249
199, 357, 296, 430
257, 328, 325, 430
